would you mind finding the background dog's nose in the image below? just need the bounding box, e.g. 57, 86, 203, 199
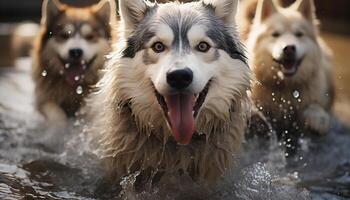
167, 68, 193, 90
69, 48, 83, 59
283, 45, 296, 57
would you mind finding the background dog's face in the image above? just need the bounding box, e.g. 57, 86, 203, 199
116, 0, 250, 144
248, 0, 321, 83
40, 0, 114, 85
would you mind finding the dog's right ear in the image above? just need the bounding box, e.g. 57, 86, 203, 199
255, 0, 278, 23
41, 0, 63, 25
119, 0, 152, 31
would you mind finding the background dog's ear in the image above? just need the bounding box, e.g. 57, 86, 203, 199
202, 0, 238, 25
255, 0, 278, 23
293, 0, 316, 21
93, 0, 117, 25
119, 0, 152, 31
41, 0, 62, 25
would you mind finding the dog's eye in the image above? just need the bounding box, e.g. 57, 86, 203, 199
59, 32, 70, 40
151, 42, 166, 53
272, 31, 280, 38
295, 31, 304, 38
196, 42, 211, 52
85, 34, 96, 41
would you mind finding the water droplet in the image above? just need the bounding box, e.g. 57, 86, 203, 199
65, 63, 70, 69
49, 31, 53, 35
41, 70, 47, 77
293, 90, 300, 98
76, 85, 83, 95
74, 76, 80, 81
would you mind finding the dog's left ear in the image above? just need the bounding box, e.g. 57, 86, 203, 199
93, 0, 117, 24
119, 0, 154, 32
202, 0, 239, 25
293, 0, 316, 21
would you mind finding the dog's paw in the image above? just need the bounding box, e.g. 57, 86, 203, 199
303, 104, 331, 135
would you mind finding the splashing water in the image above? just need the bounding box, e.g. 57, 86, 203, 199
41, 70, 47, 77
0, 64, 350, 199
293, 90, 300, 99
76, 85, 83, 95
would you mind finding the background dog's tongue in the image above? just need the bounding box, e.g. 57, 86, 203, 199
166, 94, 195, 145
65, 64, 85, 86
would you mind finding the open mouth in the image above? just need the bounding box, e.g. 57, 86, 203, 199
274, 57, 304, 77
155, 82, 210, 145
58, 55, 97, 86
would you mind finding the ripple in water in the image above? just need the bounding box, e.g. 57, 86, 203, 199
0, 67, 350, 199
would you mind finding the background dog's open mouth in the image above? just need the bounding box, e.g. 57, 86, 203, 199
155, 83, 210, 145
58, 55, 97, 86
275, 57, 303, 77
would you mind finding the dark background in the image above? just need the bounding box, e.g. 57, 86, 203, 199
0, 0, 349, 27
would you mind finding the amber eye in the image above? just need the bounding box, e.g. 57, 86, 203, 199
196, 41, 211, 52
151, 42, 166, 53
295, 31, 304, 38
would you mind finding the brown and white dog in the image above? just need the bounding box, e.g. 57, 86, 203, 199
89, 0, 251, 185
32, 0, 116, 127
247, 0, 334, 147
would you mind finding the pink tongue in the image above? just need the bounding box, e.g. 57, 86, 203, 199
166, 94, 195, 145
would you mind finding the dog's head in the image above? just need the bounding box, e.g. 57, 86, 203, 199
40, 0, 115, 85
248, 0, 320, 83
113, 0, 250, 145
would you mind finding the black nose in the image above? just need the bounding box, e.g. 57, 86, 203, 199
283, 45, 296, 57
167, 68, 193, 90
69, 48, 83, 59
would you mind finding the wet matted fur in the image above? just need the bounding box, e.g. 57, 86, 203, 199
247, 0, 334, 144
32, 0, 116, 125
89, 0, 251, 184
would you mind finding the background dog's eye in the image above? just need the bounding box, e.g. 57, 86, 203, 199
196, 42, 211, 52
295, 31, 304, 38
85, 34, 96, 41
272, 31, 280, 38
59, 32, 70, 40
152, 42, 165, 53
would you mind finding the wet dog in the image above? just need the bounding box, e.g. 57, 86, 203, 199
247, 0, 334, 149
89, 0, 251, 185
32, 0, 116, 127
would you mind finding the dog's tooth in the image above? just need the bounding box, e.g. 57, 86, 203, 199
74, 76, 80, 81
65, 63, 70, 69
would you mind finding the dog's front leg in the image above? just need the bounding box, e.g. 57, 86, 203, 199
40, 101, 67, 128
303, 104, 331, 135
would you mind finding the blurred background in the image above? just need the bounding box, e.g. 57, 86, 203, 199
0, 0, 349, 123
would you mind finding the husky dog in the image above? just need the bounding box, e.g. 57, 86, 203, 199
90, 0, 251, 184
32, 0, 116, 127
247, 0, 334, 147
237, 0, 259, 42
